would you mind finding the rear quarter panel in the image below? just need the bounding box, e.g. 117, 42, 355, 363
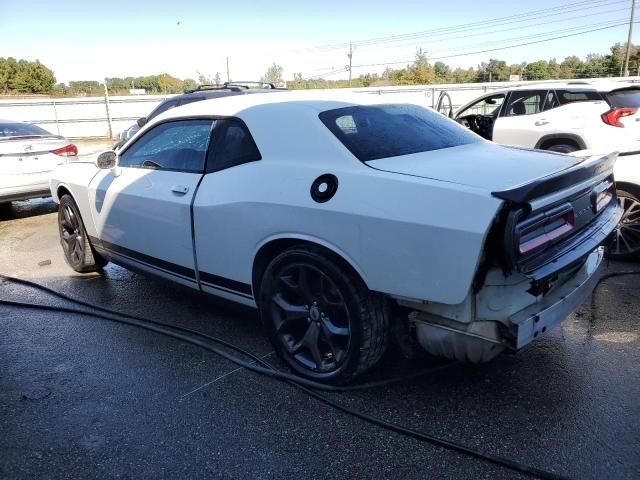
193, 160, 502, 305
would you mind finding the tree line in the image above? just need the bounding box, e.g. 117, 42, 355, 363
287, 42, 640, 89
1, 41, 639, 96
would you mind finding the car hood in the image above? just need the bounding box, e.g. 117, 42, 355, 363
366, 141, 583, 191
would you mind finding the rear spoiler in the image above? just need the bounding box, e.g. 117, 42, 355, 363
0, 134, 65, 143
491, 152, 618, 205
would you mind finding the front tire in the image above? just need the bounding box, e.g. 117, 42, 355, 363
259, 246, 390, 384
58, 194, 108, 273
607, 189, 640, 260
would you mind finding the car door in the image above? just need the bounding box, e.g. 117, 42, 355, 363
192, 118, 263, 305
454, 93, 505, 140
492, 90, 556, 148
435, 91, 453, 118
88, 118, 214, 288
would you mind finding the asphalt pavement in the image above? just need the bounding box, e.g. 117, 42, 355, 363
0, 199, 639, 479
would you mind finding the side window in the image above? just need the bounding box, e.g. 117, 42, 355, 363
505, 90, 546, 116
119, 119, 213, 173
458, 94, 505, 118
543, 91, 560, 111
208, 119, 261, 173
556, 90, 604, 105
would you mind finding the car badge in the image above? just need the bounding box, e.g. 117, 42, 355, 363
24, 145, 33, 152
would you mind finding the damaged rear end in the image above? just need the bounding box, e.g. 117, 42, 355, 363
402, 152, 622, 362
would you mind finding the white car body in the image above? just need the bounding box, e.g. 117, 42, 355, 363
49, 93, 621, 380
0, 121, 78, 203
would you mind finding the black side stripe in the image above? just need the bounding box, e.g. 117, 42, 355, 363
89, 236, 253, 298
90, 236, 196, 280
198, 271, 253, 297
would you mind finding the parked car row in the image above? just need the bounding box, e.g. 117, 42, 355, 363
50, 92, 621, 383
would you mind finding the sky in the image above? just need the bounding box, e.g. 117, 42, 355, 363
0, 0, 636, 84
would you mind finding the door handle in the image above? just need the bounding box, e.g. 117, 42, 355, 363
535, 120, 550, 126
171, 185, 189, 195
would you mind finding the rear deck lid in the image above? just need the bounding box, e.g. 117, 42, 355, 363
366, 142, 582, 192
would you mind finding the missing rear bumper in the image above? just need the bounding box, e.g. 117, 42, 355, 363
509, 247, 604, 349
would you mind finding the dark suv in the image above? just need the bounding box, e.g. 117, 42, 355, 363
115, 82, 286, 148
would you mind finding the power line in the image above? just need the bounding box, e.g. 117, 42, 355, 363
287, 0, 624, 53
354, 6, 629, 53
350, 22, 634, 70
430, 18, 629, 55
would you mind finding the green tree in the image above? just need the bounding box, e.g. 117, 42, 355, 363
524, 60, 550, 80
183, 78, 197, 92
406, 49, 434, 84
559, 55, 583, 78
9, 60, 55, 93
262, 63, 284, 84
433, 61, 450, 83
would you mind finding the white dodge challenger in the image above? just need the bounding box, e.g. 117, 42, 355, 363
50, 93, 622, 383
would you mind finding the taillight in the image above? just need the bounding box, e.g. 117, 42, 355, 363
601, 107, 637, 127
51, 144, 78, 156
517, 204, 575, 255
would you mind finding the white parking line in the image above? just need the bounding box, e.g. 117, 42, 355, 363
178, 351, 275, 399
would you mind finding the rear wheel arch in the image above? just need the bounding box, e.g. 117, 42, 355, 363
252, 237, 368, 302
535, 134, 586, 151
615, 181, 640, 199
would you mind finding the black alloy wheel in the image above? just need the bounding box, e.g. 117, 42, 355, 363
608, 190, 640, 259
59, 201, 84, 264
58, 194, 107, 272
259, 246, 389, 384
271, 263, 351, 373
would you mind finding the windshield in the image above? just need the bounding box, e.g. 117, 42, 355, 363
319, 104, 480, 162
0, 122, 52, 138
606, 88, 640, 108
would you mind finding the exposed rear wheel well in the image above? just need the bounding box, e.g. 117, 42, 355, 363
538, 137, 581, 151
615, 181, 640, 199
252, 239, 366, 300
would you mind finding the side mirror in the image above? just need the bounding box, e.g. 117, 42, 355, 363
96, 150, 117, 170
137, 117, 147, 127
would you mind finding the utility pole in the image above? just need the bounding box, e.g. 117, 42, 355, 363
624, 0, 636, 76
347, 43, 353, 88
226, 57, 230, 82
103, 78, 113, 140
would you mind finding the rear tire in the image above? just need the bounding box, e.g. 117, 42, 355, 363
545, 143, 579, 154
58, 194, 108, 273
259, 246, 390, 384
606, 189, 640, 260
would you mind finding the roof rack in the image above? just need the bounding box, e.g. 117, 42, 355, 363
223, 81, 287, 90
184, 84, 246, 93
184, 81, 288, 94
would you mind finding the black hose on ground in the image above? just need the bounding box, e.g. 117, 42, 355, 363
11, 272, 638, 479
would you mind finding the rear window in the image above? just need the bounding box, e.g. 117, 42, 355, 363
319, 104, 480, 162
606, 89, 640, 108
556, 90, 603, 105
0, 122, 51, 138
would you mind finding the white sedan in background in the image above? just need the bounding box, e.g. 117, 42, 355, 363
0, 120, 78, 206
49, 93, 621, 383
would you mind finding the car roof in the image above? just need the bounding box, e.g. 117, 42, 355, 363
151, 91, 386, 123
485, 80, 640, 95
